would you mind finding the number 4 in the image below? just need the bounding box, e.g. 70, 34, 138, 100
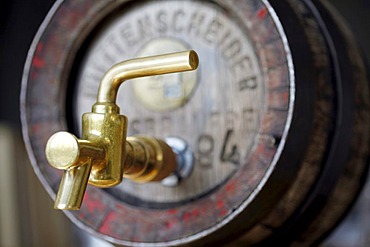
220, 129, 240, 166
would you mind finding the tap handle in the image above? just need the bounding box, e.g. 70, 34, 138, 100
54, 161, 92, 210
46, 132, 105, 209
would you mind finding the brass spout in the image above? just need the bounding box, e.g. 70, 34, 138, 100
97, 50, 199, 104
45, 51, 199, 210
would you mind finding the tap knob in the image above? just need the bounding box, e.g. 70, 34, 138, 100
46, 132, 105, 210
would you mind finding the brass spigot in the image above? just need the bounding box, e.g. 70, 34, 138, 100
45, 51, 199, 210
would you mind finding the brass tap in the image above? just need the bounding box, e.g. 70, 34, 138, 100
45, 51, 199, 210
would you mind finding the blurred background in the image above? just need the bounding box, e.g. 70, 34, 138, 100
0, 0, 369, 246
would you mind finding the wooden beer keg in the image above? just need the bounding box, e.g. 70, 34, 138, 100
21, 0, 370, 246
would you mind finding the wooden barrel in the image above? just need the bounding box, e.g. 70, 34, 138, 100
21, 0, 370, 246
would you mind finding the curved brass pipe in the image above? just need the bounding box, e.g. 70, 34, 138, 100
97, 50, 199, 105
